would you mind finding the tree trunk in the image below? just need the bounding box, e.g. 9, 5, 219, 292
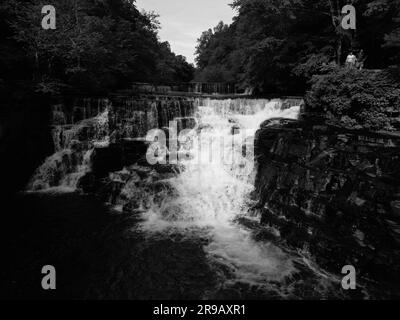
337, 35, 343, 65
327, 0, 343, 65
34, 50, 39, 81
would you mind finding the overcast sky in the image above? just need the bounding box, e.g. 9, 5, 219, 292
136, 0, 236, 64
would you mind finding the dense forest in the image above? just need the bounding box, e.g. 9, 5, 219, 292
195, 0, 400, 94
0, 0, 194, 99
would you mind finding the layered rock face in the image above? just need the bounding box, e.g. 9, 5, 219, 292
28, 95, 196, 191
110, 95, 196, 136
51, 95, 196, 136
254, 116, 400, 297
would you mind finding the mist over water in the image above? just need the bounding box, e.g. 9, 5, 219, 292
141, 99, 301, 287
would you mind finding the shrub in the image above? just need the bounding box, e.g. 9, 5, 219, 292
305, 68, 400, 131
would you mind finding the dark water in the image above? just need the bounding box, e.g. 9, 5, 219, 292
1, 192, 360, 300
1, 192, 215, 299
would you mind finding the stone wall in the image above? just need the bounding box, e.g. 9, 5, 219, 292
254, 117, 400, 297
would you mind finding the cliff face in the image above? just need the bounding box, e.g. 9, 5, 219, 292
254, 117, 400, 297
27, 95, 197, 191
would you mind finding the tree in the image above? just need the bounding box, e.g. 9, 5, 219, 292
195, 0, 400, 94
1, 0, 194, 95
381, 1, 400, 67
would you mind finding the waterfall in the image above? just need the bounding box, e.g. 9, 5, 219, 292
27, 96, 197, 193
113, 97, 194, 138
140, 98, 301, 286
27, 107, 110, 192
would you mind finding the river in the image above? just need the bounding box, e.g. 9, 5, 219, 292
4, 98, 354, 299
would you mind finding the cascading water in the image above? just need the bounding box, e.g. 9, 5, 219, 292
140, 99, 307, 293
27, 106, 110, 192
26, 96, 195, 193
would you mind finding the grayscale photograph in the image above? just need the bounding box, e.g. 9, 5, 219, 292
0, 0, 400, 307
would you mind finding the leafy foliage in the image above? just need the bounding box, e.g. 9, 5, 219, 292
195, 0, 400, 94
0, 0, 194, 96
305, 68, 400, 131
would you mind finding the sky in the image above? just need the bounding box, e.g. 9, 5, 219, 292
136, 0, 236, 64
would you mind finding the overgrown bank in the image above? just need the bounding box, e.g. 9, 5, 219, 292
305, 67, 400, 132
252, 67, 400, 299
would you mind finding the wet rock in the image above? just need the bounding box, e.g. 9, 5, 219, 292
126, 164, 152, 178
92, 144, 123, 178
153, 163, 184, 175
150, 181, 179, 206
254, 118, 400, 296
121, 139, 149, 166
260, 117, 298, 129
161, 204, 184, 221
122, 200, 145, 216
77, 172, 97, 193
119, 172, 142, 199
109, 168, 132, 183
391, 201, 400, 216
